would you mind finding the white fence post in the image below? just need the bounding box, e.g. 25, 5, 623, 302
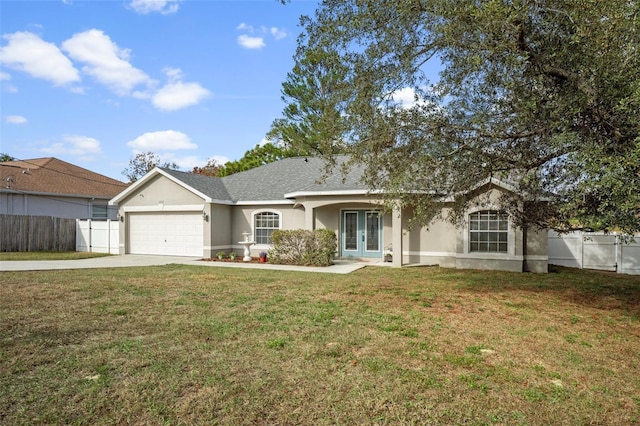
616, 234, 621, 274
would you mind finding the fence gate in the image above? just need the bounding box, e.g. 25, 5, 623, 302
582, 234, 617, 271
76, 219, 120, 254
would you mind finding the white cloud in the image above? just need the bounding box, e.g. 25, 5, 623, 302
236, 23, 287, 50
270, 27, 287, 40
128, 0, 180, 15
0, 31, 80, 86
237, 34, 265, 50
236, 23, 253, 32
388, 86, 435, 110
62, 29, 153, 96
41, 135, 102, 161
151, 67, 210, 111
6, 115, 27, 124
0, 71, 10, 80
127, 130, 197, 151
163, 66, 183, 82
152, 81, 210, 111
391, 87, 418, 108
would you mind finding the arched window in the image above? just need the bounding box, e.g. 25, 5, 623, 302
254, 211, 280, 245
469, 210, 508, 253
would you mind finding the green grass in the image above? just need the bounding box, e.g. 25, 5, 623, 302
0, 251, 111, 261
1, 265, 639, 425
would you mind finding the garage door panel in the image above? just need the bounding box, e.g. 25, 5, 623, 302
129, 212, 203, 256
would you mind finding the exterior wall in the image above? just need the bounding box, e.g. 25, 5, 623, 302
207, 203, 232, 257
403, 206, 457, 267
315, 207, 339, 230
524, 226, 548, 273
231, 197, 384, 258
230, 204, 305, 256
117, 175, 204, 207
395, 186, 547, 273
313, 201, 378, 230
1, 192, 114, 219
453, 187, 529, 272
289, 189, 547, 273
455, 257, 525, 272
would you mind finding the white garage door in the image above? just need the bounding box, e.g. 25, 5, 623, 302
129, 212, 203, 256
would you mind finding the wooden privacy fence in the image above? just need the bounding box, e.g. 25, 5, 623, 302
0, 214, 76, 252
548, 231, 640, 275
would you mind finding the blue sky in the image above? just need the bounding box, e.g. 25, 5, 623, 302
0, 0, 319, 180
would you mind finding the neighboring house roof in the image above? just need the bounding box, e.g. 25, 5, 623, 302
0, 157, 127, 199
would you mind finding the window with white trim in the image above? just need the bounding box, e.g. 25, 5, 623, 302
469, 210, 508, 253
254, 211, 280, 244
92, 204, 108, 220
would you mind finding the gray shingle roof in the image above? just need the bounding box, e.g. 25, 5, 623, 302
162, 156, 368, 203
161, 168, 232, 201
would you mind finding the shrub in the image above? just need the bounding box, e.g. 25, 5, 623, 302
269, 229, 337, 266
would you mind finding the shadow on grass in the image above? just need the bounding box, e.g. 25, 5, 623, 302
447, 265, 640, 316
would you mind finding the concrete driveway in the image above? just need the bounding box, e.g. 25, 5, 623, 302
0, 255, 371, 274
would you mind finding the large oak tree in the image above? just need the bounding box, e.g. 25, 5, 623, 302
272, 0, 640, 233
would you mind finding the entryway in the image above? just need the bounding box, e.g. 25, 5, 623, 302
341, 210, 383, 258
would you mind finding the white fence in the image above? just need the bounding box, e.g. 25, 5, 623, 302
76, 219, 120, 254
548, 231, 640, 275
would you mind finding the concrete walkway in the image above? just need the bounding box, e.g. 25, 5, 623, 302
0, 255, 379, 274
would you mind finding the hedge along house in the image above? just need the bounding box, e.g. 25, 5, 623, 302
109, 156, 548, 272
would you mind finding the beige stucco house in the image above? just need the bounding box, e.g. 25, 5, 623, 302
109, 156, 548, 272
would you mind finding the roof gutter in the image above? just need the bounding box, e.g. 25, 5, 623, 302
283, 189, 379, 198
0, 188, 115, 200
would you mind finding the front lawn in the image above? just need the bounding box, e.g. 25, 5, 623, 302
1, 265, 638, 425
